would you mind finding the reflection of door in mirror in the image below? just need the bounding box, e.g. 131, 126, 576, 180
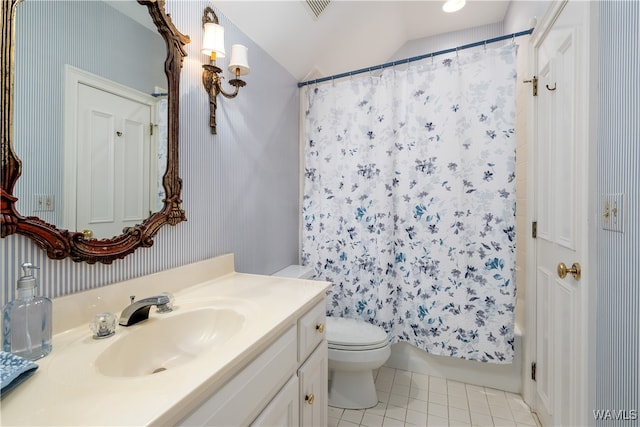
14, 0, 167, 234
75, 83, 152, 239
63, 66, 162, 239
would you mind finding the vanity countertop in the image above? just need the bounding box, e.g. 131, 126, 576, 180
0, 254, 329, 426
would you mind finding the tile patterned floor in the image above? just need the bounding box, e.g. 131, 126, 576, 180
328, 367, 540, 427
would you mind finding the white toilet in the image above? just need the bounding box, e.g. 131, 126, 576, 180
272, 265, 391, 410
325, 316, 391, 409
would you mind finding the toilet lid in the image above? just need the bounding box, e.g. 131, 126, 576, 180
326, 317, 388, 349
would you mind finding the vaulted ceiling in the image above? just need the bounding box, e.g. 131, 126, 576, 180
214, 1, 511, 81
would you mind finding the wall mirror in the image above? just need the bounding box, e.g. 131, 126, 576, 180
1, 0, 189, 263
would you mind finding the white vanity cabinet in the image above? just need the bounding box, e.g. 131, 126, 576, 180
298, 337, 328, 426
177, 299, 327, 427
0, 255, 332, 427
251, 376, 300, 426
297, 301, 328, 426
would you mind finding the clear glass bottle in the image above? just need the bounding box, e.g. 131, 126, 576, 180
2, 263, 52, 360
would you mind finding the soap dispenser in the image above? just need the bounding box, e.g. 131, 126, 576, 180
2, 262, 52, 360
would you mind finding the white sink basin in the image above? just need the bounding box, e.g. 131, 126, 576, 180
95, 308, 244, 377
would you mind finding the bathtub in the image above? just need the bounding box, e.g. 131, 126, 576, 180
384, 325, 523, 393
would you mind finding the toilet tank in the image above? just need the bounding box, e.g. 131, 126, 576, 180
272, 265, 314, 280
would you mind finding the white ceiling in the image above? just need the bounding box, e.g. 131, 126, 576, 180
214, 1, 511, 81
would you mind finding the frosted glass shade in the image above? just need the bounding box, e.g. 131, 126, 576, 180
202, 22, 226, 58
228, 44, 250, 76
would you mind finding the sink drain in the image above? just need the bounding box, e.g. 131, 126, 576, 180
152, 367, 167, 374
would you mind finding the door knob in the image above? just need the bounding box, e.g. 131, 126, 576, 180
82, 229, 94, 239
557, 262, 581, 280
305, 393, 315, 405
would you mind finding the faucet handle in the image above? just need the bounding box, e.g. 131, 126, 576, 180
90, 312, 117, 339
156, 292, 175, 313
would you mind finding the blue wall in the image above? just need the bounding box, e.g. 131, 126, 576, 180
595, 0, 640, 422
1, 1, 301, 308
5, 5, 639, 415
13, 0, 166, 224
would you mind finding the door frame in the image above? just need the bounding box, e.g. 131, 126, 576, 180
523, 0, 598, 424
63, 65, 158, 231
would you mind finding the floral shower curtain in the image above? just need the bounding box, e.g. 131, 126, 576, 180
301, 45, 518, 363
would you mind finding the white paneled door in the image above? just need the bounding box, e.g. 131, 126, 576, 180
76, 83, 152, 239
530, 1, 591, 425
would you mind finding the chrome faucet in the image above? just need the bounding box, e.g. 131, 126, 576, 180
119, 295, 172, 326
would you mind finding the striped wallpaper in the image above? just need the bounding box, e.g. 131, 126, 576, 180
595, 0, 640, 422
3, 3, 639, 417
1, 1, 301, 309
13, 0, 166, 224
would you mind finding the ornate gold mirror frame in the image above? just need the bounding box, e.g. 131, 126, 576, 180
1, 0, 189, 264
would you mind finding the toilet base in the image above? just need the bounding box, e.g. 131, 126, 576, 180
328, 369, 378, 409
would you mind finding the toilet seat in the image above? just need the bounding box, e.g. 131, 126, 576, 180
326, 317, 389, 351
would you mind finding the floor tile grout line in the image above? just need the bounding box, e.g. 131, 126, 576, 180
329, 367, 538, 427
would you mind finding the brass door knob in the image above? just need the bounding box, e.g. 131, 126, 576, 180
305, 394, 315, 405
82, 229, 94, 239
557, 262, 581, 280
316, 323, 324, 334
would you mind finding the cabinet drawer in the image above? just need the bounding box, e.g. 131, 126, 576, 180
297, 301, 326, 361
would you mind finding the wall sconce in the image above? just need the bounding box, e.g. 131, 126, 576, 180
201, 6, 250, 135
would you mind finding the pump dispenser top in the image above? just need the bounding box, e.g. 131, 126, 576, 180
16, 262, 39, 298
2, 262, 52, 360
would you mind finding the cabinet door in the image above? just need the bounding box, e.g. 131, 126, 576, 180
298, 340, 328, 427
178, 327, 297, 426
251, 376, 299, 426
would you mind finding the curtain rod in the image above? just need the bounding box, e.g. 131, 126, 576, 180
297, 28, 534, 88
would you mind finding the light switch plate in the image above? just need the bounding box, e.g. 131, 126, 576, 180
610, 193, 624, 233
33, 194, 55, 212
602, 193, 624, 233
